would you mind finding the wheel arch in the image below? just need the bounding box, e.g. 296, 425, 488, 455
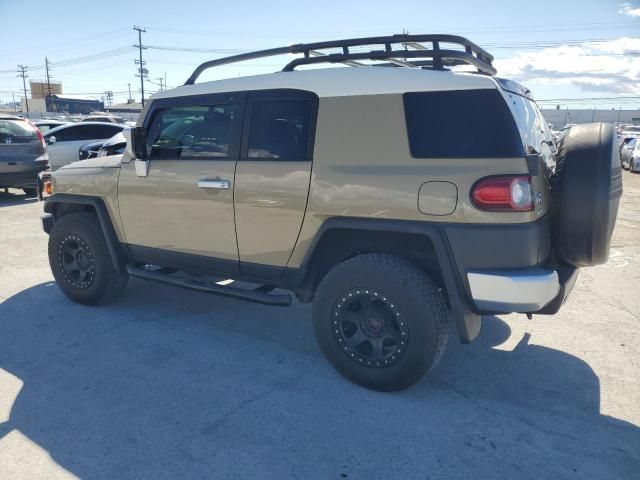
44, 194, 126, 272
298, 217, 481, 343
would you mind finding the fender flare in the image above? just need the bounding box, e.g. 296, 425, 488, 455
300, 217, 481, 343
44, 193, 126, 273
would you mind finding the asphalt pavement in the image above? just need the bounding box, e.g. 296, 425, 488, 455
0, 174, 638, 479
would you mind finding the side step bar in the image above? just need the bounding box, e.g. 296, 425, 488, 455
126, 264, 292, 307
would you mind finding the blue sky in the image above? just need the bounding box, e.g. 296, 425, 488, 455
0, 0, 638, 109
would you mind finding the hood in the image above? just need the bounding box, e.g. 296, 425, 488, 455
59, 154, 123, 170
102, 132, 126, 148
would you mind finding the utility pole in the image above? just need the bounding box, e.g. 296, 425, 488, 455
104, 91, 113, 108
17, 65, 29, 114
12, 92, 17, 113
45, 57, 53, 111
127, 83, 132, 103
157, 77, 164, 91
133, 25, 147, 106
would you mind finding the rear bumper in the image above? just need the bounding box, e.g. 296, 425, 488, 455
0, 164, 48, 189
467, 265, 579, 313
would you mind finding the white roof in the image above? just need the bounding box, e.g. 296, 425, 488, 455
52, 94, 101, 101
152, 67, 498, 100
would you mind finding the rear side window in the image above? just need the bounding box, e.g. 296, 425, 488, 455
403, 89, 523, 158
80, 124, 121, 139
147, 104, 239, 160
247, 100, 311, 160
0, 119, 37, 144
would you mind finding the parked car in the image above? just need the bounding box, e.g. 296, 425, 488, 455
621, 125, 640, 137
79, 139, 107, 160
32, 120, 69, 133
41, 33, 621, 391
621, 138, 636, 168
43, 122, 124, 171
622, 138, 640, 172
0, 114, 48, 196
81, 115, 127, 124
97, 132, 126, 157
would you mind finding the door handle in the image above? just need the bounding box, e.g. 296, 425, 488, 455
198, 179, 230, 190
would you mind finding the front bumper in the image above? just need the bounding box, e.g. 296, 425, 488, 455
467, 266, 578, 313
42, 212, 54, 234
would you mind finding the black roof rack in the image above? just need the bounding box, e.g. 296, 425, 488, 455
184, 33, 496, 85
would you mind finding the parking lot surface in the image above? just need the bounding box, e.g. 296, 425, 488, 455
0, 174, 639, 479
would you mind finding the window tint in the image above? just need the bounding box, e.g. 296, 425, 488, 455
0, 120, 37, 144
85, 124, 121, 139
403, 90, 524, 158
147, 104, 238, 159
50, 125, 84, 141
247, 100, 310, 160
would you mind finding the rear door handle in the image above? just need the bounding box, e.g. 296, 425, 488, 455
198, 179, 230, 190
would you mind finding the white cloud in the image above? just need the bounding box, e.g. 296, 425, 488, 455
494, 37, 640, 95
619, 2, 640, 17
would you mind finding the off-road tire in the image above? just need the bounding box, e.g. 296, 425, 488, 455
312, 253, 448, 392
48, 212, 128, 305
552, 123, 622, 267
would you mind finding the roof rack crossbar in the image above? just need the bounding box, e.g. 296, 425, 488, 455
184, 33, 496, 85
282, 49, 497, 75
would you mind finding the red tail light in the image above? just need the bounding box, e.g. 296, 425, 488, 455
36, 128, 46, 148
471, 175, 533, 212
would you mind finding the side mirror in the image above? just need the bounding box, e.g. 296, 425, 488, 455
47, 135, 56, 145
123, 126, 150, 177
123, 126, 147, 159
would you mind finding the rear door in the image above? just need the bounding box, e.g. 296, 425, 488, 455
233, 90, 318, 279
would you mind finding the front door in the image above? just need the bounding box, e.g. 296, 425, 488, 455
117, 94, 244, 276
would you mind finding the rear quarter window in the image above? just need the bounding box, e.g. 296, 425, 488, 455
403, 89, 523, 158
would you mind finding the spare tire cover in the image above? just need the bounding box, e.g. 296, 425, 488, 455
551, 123, 622, 267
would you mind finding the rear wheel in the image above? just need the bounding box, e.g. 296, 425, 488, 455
312, 254, 448, 391
48, 212, 128, 305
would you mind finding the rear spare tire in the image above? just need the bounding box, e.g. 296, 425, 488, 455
551, 123, 622, 267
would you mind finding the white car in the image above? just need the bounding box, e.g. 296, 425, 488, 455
621, 125, 640, 137
628, 140, 640, 173
44, 122, 124, 170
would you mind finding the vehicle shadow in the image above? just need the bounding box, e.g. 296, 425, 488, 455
0, 190, 38, 206
0, 280, 638, 479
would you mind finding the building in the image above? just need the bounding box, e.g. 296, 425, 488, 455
30, 80, 62, 99
542, 109, 640, 128
46, 94, 104, 114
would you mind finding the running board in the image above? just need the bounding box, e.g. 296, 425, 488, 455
126, 264, 292, 307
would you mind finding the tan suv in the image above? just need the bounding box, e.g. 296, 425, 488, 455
41, 34, 622, 391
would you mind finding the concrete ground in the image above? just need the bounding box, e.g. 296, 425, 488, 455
0, 173, 638, 480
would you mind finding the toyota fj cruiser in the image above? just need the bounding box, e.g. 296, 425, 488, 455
42, 34, 622, 391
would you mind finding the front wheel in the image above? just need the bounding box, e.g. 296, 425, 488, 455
312, 254, 448, 391
48, 212, 128, 305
